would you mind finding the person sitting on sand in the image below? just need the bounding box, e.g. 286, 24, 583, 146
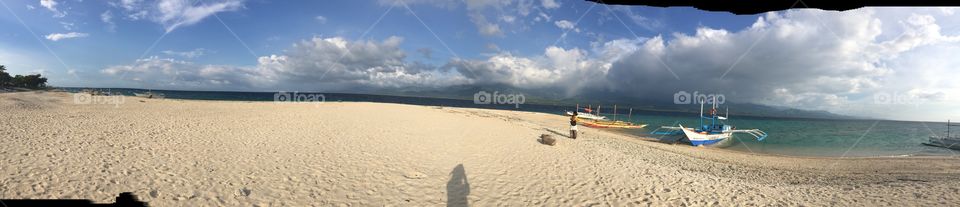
570, 111, 578, 139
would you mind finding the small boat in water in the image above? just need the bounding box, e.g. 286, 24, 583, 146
923, 120, 960, 150
579, 119, 647, 129
134, 91, 165, 99
566, 104, 607, 120
565, 111, 607, 121
569, 104, 646, 129
650, 97, 767, 146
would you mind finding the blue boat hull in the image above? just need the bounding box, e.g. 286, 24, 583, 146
689, 138, 725, 146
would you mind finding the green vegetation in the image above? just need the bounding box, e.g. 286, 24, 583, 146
0, 65, 48, 89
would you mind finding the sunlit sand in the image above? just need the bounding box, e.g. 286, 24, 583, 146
2, 91, 958, 206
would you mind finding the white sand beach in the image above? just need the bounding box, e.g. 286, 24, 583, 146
2, 91, 959, 206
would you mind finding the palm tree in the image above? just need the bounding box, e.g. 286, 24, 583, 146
0, 65, 12, 87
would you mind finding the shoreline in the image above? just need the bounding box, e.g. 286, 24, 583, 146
49, 90, 960, 159
3, 91, 958, 206
56, 87, 874, 122
607, 129, 958, 159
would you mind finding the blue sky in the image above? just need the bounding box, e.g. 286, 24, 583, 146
0, 0, 758, 78
1, 0, 959, 121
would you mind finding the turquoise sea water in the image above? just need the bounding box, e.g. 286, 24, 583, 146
63, 88, 959, 157
613, 114, 959, 157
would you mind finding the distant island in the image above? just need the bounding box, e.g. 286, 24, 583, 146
57, 86, 861, 121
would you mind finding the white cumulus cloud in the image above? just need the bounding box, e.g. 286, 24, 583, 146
40, 0, 65, 17
541, 0, 559, 9
595, 9, 960, 120
103, 36, 467, 91
45, 32, 88, 41
315, 15, 327, 24
162, 48, 207, 59
97, 8, 960, 120
554, 20, 579, 32
111, 0, 245, 32
101, 11, 116, 31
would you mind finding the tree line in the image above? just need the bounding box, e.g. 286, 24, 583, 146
0, 65, 48, 89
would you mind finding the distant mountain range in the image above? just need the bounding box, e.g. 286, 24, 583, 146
59, 85, 861, 120
350, 85, 863, 120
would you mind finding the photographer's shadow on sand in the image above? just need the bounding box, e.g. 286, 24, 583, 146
446, 164, 470, 207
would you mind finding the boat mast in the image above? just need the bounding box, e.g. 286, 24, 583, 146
699, 98, 704, 129
711, 96, 717, 127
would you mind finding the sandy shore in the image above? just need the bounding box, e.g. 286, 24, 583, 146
1, 91, 958, 206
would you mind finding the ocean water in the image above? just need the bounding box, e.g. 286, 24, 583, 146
613, 114, 959, 157
62, 88, 959, 157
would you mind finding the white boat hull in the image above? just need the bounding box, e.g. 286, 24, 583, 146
566, 111, 607, 121
679, 124, 731, 146
927, 136, 960, 150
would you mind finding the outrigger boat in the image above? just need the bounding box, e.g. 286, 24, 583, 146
923, 120, 960, 150
650, 97, 767, 146
565, 111, 607, 120
565, 105, 607, 120
580, 119, 648, 129
569, 104, 647, 129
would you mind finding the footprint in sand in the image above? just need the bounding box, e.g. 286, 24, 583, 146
403, 172, 427, 179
